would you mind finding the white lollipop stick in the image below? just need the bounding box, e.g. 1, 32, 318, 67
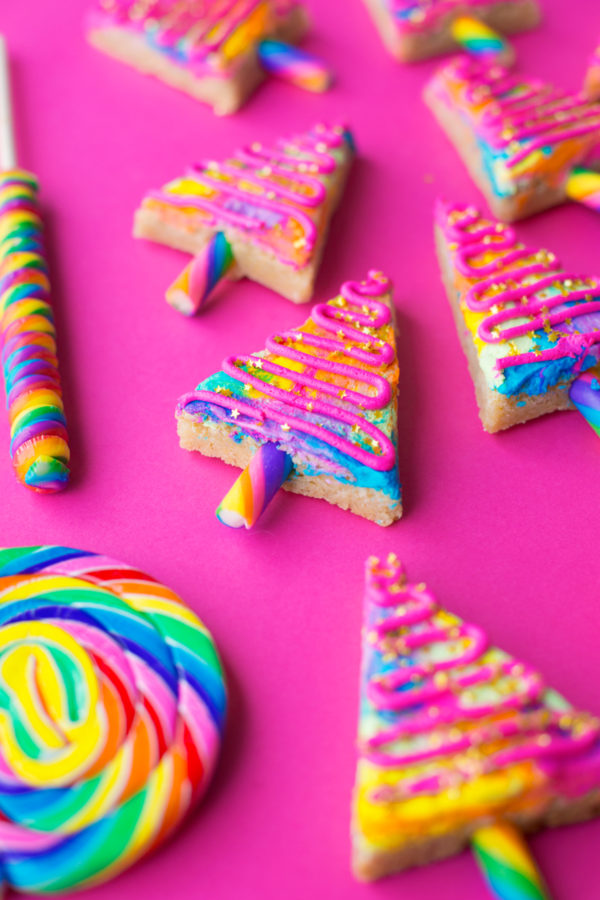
0, 36, 17, 169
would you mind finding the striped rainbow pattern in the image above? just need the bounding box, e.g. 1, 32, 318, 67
570, 366, 600, 437
0, 169, 69, 492
257, 39, 333, 93
472, 822, 551, 899
451, 16, 512, 63
216, 441, 292, 528
565, 166, 600, 213
0, 545, 226, 894
166, 231, 234, 316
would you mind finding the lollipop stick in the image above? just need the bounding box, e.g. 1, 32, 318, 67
0, 35, 17, 169
450, 16, 515, 67
257, 40, 333, 93
472, 822, 552, 899
570, 366, 600, 437
565, 167, 600, 213
166, 231, 234, 316
216, 442, 293, 529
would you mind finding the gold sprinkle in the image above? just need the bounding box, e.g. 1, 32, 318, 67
281, 423, 291, 432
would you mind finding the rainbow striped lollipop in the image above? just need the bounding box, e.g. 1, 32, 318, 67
0, 37, 70, 491
0, 545, 226, 895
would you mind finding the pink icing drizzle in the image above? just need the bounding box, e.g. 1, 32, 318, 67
147, 125, 351, 266
361, 556, 600, 799
177, 271, 398, 472
93, 0, 295, 63
436, 200, 600, 371
441, 57, 600, 168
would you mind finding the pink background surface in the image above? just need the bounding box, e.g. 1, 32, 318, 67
1, 1, 600, 897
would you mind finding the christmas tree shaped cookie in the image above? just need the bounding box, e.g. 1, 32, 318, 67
87, 0, 312, 115
435, 199, 600, 432
364, 0, 540, 63
425, 56, 600, 221
134, 123, 355, 305
353, 554, 600, 890
176, 271, 402, 526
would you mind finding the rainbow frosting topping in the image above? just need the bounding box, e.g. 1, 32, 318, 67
436, 200, 600, 398
176, 271, 401, 517
137, 123, 354, 273
426, 57, 600, 206
353, 554, 600, 872
89, 0, 301, 76
0, 545, 226, 895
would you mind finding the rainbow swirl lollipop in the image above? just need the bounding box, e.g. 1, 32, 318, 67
0, 545, 226, 895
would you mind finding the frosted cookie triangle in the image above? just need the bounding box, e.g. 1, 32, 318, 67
87, 0, 310, 115
176, 271, 402, 525
425, 57, 600, 222
364, 0, 540, 63
134, 123, 354, 304
435, 200, 600, 432
352, 554, 600, 884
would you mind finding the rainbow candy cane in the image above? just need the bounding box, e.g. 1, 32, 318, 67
257, 40, 333, 93
472, 822, 552, 899
216, 442, 293, 529
0, 37, 69, 491
565, 166, 600, 213
166, 231, 235, 316
451, 16, 515, 67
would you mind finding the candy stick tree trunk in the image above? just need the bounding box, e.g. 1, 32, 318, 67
216, 442, 293, 529
165, 231, 234, 316
450, 16, 515, 66
472, 822, 552, 899
565, 167, 600, 213
570, 365, 600, 437
0, 36, 70, 491
257, 40, 333, 93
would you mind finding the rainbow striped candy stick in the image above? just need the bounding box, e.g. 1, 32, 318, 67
216, 442, 293, 528
451, 16, 515, 66
584, 45, 600, 100
570, 365, 600, 437
0, 37, 69, 491
257, 40, 333, 93
472, 822, 552, 899
166, 231, 235, 316
565, 166, 600, 213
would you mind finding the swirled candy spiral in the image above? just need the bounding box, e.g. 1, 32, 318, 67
0, 170, 70, 492
0, 545, 226, 894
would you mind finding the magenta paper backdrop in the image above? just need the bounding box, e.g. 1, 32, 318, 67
1, 1, 600, 898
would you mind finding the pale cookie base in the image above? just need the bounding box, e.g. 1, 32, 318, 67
133, 151, 353, 304
424, 82, 570, 222
435, 225, 573, 432
88, 7, 309, 116
363, 0, 540, 63
177, 418, 402, 526
352, 788, 600, 881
